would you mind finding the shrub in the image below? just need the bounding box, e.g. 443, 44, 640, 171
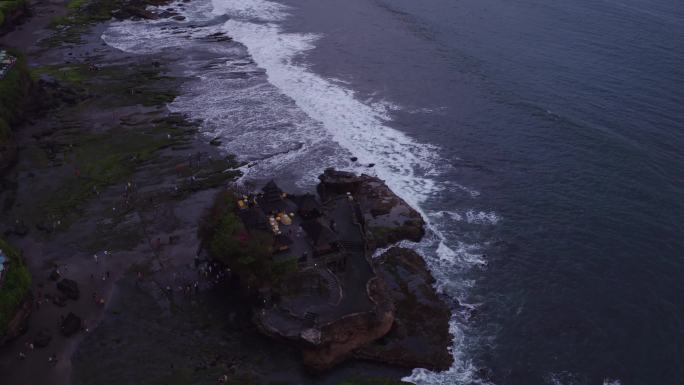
0, 1, 28, 29
0, 238, 31, 336
200, 189, 297, 286
0, 49, 30, 144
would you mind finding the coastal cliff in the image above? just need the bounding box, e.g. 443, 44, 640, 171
356, 247, 453, 371
204, 171, 451, 371
318, 169, 426, 250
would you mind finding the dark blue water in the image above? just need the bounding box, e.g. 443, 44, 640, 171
276, 0, 684, 383
103, 0, 684, 382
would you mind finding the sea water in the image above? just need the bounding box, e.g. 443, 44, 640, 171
102, 0, 684, 383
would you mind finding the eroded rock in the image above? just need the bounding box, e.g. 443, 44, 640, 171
355, 247, 453, 371
317, 168, 425, 249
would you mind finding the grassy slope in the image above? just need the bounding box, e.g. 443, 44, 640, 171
0, 237, 31, 336
0, 50, 30, 143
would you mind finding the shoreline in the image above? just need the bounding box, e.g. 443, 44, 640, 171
0, 1, 451, 384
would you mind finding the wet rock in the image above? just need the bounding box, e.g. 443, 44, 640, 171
57, 278, 80, 300
350, 156, 358, 162
317, 168, 425, 250
209, 137, 222, 146
172, 15, 186, 21
61, 313, 82, 337
354, 247, 453, 371
112, 5, 156, 21
33, 329, 53, 348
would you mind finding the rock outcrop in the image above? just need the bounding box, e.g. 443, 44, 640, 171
317, 168, 425, 249
223, 171, 448, 372
300, 277, 395, 370
355, 247, 454, 370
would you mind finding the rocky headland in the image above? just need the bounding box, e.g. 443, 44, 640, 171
0, 1, 452, 384
201, 169, 452, 372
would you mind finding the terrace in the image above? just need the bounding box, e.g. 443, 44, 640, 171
237, 181, 377, 329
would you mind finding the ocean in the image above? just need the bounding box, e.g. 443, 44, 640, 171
102, 0, 684, 384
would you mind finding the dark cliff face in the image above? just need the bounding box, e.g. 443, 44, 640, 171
317, 168, 426, 250
357, 247, 454, 371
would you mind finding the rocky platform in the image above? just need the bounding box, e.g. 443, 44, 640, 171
357, 247, 453, 371
318, 168, 426, 250
243, 170, 451, 372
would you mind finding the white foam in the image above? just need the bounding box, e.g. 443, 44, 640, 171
215, 15, 441, 211
211, 0, 288, 21
466, 210, 501, 225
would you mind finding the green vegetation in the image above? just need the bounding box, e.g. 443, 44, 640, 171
201, 190, 297, 286
44, 0, 152, 46
0, 50, 30, 144
40, 125, 179, 222
31, 64, 90, 85
0, 237, 31, 336
0, 0, 27, 28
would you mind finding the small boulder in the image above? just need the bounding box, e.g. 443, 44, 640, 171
209, 137, 222, 146
57, 278, 80, 300
60, 313, 82, 337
